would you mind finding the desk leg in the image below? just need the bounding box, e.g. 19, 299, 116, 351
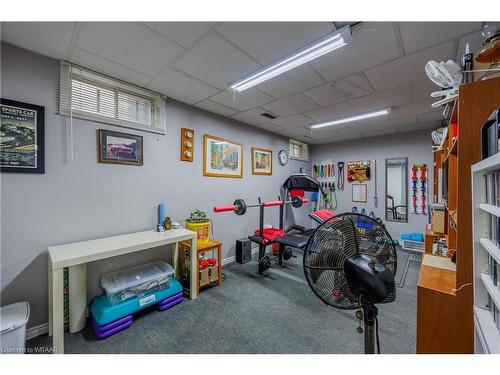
69, 264, 87, 333
51, 267, 64, 354
190, 236, 198, 299
172, 242, 179, 280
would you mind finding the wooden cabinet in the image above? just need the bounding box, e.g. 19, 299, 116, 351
417, 77, 500, 353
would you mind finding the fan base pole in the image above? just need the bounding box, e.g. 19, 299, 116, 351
362, 301, 378, 354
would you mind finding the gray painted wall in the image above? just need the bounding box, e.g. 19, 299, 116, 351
311, 131, 433, 240
0, 43, 303, 327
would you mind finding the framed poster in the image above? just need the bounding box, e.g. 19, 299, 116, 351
98, 129, 143, 166
203, 134, 243, 178
0, 98, 45, 173
352, 183, 367, 203
251, 147, 272, 175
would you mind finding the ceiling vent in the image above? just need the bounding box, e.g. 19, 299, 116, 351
261, 112, 277, 120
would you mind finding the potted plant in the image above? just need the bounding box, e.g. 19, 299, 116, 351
185, 209, 211, 245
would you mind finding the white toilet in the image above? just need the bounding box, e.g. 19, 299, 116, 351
0, 302, 30, 354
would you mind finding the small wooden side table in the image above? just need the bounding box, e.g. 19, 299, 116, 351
180, 239, 222, 296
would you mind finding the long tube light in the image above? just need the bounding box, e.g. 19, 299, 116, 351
230, 26, 352, 93
310, 108, 392, 130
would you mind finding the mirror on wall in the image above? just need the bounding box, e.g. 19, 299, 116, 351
385, 157, 408, 223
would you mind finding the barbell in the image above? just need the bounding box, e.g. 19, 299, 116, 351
213, 196, 310, 216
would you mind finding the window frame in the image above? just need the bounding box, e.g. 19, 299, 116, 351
59, 61, 166, 134
289, 138, 309, 161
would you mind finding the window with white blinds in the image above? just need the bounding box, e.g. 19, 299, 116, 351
289, 139, 309, 161
59, 62, 166, 134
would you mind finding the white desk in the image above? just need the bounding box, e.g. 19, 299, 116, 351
48, 228, 197, 354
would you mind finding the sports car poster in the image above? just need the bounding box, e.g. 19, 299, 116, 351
0, 98, 45, 173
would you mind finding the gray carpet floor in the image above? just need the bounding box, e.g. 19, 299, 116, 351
27, 250, 420, 354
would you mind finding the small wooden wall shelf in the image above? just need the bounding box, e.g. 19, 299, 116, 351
181, 128, 194, 162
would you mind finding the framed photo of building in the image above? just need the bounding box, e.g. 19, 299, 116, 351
251, 147, 272, 175
98, 129, 143, 166
0, 98, 45, 173
203, 134, 243, 178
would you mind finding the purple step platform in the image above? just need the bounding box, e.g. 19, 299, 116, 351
91, 315, 133, 340
157, 293, 183, 311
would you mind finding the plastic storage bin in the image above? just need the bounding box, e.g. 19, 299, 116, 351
101, 261, 174, 304
0, 302, 30, 354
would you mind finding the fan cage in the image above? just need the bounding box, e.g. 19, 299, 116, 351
303, 213, 397, 310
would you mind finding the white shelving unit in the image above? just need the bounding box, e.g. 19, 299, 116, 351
472, 153, 500, 354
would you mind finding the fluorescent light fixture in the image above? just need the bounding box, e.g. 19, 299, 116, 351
310, 108, 392, 130
230, 26, 352, 93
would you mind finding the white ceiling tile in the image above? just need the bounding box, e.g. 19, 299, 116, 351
332, 123, 375, 136
256, 65, 324, 98
303, 73, 373, 106
209, 88, 274, 111
389, 98, 437, 119
362, 128, 398, 138
456, 30, 484, 62
1, 22, 75, 60
350, 85, 412, 112
173, 32, 261, 90
311, 22, 401, 82
262, 94, 319, 117
216, 22, 334, 65
70, 48, 153, 86
416, 111, 444, 124
305, 102, 358, 122
399, 22, 481, 54
411, 79, 440, 102
146, 68, 219, 104
76, 22, 185, 76
195, 100, 238, 117
254, 122, 288, 134
230, 108, 270, 125
371, 115, 417, 130
270, 114, 312, 129
143, 22, 215, 48
364, 41, 457, 92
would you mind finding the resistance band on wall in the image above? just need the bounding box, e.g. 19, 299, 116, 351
337, 162, 345, 191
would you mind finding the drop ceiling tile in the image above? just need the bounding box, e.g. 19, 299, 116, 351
416, 111, 444, 124
389, 98, 437, 119
311, 22, 401, 82
305, 102, 358, 122
230, 108, 270, 125
256, 65, 324, 98
364, 41, 456, 92
399, 22, 481, 54
456, 30, 484, 62
1, 22, 75, 60
216, 22, 334, 65
76, 22, 185, 76
146, 68, 219, 105
143, 22, 215, 48
209, 88, 274, 111
195, 100, 238, 117
371, 115, 417, 130
173, 32, 261, 90
350, 85, 412, 113
70, 48, 153, 86
333, 123, 375, 136
412, 79, 440, 102
270, 114, 312, 129
262, 94, 319, 117
361, 127, 398, 138
254, 122, 288, 134
304, 73, 373, 106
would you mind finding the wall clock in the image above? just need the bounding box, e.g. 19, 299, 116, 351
278, 150, 288, 166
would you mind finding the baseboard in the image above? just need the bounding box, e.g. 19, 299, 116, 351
26, 322, 49, 340
222, 245, 259, 267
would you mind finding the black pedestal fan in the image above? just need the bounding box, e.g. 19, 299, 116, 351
303, 213, 397, 354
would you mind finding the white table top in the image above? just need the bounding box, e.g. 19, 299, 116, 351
48, 228, 196, 269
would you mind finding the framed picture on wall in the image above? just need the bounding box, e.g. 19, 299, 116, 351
203, 134, 243, 178
98, 129, 143, 166
352, 183, 367, 203
0, 98, 45, 173
251, 147, 272, 175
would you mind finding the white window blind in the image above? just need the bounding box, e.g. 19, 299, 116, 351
59, 61, 166, 134
289, 139, 309, 161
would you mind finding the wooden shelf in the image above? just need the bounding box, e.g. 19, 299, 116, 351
418, 254, 456, 295
474, 306, 500, 354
